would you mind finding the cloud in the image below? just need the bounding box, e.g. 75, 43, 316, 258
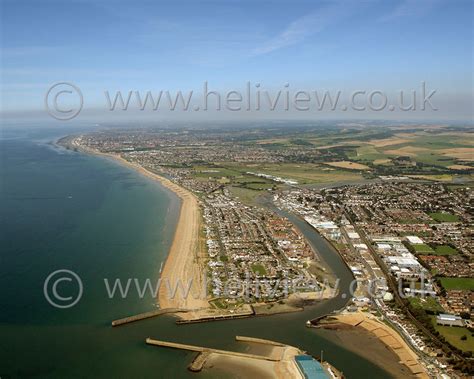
252, 2, 355, 56
118, 3, 355, 65
378, 0, 439, 22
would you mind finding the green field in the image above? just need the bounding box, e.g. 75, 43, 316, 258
412, 243, 458, 256
226, 163, 363, 185
210, 299, 228, 309
224, 128, 473, 181
432, 245, 458, 256
192, 165, 242, 178
412, 243, 435, 254
429, 212, 460, 222
229, 186, 264, 205
251, 263, 267, 276
431, 317, 474, 353
408, 297, 444, 313
348, 144, 387, 162
185, 128, 473, 188
439, 277, 474, 291
377, 134, 471, 167
244, 182, 274, 190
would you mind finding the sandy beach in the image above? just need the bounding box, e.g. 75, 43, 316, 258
319, 312, 430, 379
183, 336, 315, 379
69, 137, 208, 313
125, 162, 207, 311
202, 346, 303, 379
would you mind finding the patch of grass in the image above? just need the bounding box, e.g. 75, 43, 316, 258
412, 243, 435, 254
251, 263, 267, 276
220, 254, 228, 263
408, 175, 454, 182
447, 183, 474, 191
324, 161, 370, 170
218, 177, 231, 184
333, 242, 346, 251
232, 175, 263, 184
429, 212, 460, 222
259, 142, 287, 150
411, 135, 473, 150
244, 182, 274, 190
228, 186, 263, 205
290, 138, 313, 146
439, 277, 474, 291
431, 317, 474, 353
432, 245, 458, 256
413, 152, 455, 167
349, 144, 387, 161
224, 163, 363, 185
373, 158, 392, 165
408, 297, 444, 313
211, 299, 228, 309
253, 138, 291, 146
192, 165, 241, 179
194, 166, 240, 178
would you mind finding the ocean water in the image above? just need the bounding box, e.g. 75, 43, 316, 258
0, 124, 392, 378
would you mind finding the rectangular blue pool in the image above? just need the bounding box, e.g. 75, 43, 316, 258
295, 355, 330, 379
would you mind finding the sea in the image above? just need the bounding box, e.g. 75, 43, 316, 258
0, 123, 392, 378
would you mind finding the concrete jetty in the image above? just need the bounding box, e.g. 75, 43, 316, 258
111, 308, 184, 327
145, 336, 344, 378
145, 338, 279, 361
188, 352, 210, 372
112, 307, 253, 327
235, 336, 287, 347
175, 311, 253, 324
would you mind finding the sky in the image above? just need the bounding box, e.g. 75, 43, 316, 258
1, 0, 473, 121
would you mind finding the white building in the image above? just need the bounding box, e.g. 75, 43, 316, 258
406, 235, 424, 244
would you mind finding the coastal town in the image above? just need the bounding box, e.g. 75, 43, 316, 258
203, 190, 325, 303
276, 182, 473, 375
4, 1, 473, 378
66, 133, 338, 311
64, 124, 473, 378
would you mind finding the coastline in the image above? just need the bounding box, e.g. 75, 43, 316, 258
317, 312, 430, 379
65, 136, 209, 314
62, 135, 340, 322
57, 135, 426, 377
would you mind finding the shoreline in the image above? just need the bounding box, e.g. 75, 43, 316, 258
316, 312, 430, 379
59, 135, 341, 322
64, 136, 209, 315
60, 135, 429, 376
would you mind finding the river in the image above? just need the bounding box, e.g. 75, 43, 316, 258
0, 124, 393, 378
